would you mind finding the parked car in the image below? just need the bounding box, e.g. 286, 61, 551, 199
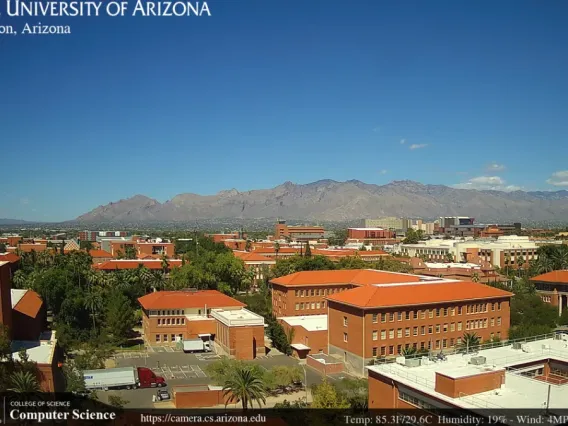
156, 389, 170, 401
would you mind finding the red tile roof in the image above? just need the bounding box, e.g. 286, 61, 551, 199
138, 290, 245, 310
13, 290, 43, 318
270, 269, 421, 287
531, 270, 568, 284
327, 281, 513, 309
252, 247, 299, 254
0, 253, 20, 263
93, 259, 183, 270
88, 249, 113, 258
233, 251, 275, 262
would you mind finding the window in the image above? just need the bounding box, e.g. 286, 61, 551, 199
295, 290, 299, 297
436, 325, 441, 333
458, 322, 462, 331
316, 302, 320, 309
397, 345, 402, 354
421, 310, 426, 319
466, 321, 470, 330
306, 303, 310, 310
450, 307, 455, 316
397, 312, 403, 321
381, 347, 386, 356
491, 303, 495, 311
414, 311, 418, 320
372, 313, 378, 323
450, 323, 455, 332
435, 340, 440, 349
443, 308, 448, 316
413, 327, 418, 336
316, 289, 320, 296
343, 316, 348, 326
311, 289, 315, 296
436, 308, 441, 317
381, 330, 386, 340
498, 302, 502, 311
497, 317, 502, 326
381, 313, 387, 323
397, 329, 402, 338
300, 302, 304, 309
428, 326, 433, 334
343, 333, 348, 342
171, 334, 175, 342
450, 338, 455, 347
157, 319, 161, 325
406, 311, 411, 320
372, 347, 378, 357
311, 303, 315, 309
490, 318, 495, 326
389, 313, 395, 322
389, 329, 394, 339
295, 303, 299, 311
442, 339, 447, 348
155, 334, 160, 342
181, 318, 185, 325
322, 301, 326, 308
404, 328, 409, 337
163, 334, 168, 342
421, 326, 425, 335
458, 306, 463, 315
389, 346, 394, 355
429, 310, 434, 319
373, 331, 378, 341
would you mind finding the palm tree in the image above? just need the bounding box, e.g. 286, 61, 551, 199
12, 270, 28, 289
84, 287, 103, 331
245, 240, 252, 252
534, 255, 554, 275
461, 332, 480, 354
471, 272, 480, 283
552, 246, 568, 270
223, 365, 267, 410
274, 242, 280, 259
10, 371, 40, 392
401, 346, 417, 356
160, 254, 170, 275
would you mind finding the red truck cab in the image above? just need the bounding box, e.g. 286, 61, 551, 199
137, 367, 166, 388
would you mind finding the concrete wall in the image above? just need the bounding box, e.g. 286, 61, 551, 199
435, 370, 504, 398
306, 356, 343, 375
174, 385, 229, 408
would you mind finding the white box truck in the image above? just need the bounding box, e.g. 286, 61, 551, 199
183, 339, 211, 353
83, 366, 166, 390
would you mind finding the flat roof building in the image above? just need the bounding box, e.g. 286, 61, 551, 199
367, 332, 568, 418
278, 314, 328, 358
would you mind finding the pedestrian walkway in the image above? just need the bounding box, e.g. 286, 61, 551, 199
150, 364, 208, 380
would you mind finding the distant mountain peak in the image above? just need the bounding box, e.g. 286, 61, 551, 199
72, 179, 568, 224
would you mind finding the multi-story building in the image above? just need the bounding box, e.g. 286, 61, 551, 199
278, 314, 328, 358
232, 251, 275, 283
274, 220, 325, 242
361, 217, 407, 230
531, 270, 568, 316
138, 289, 265, 360
270, 269, 423, 317
327, 280, 512, 375
0, 261, 63, 392
395, 236, 539, 268
411, 259, 507, 285
367, 332, 568, 415
347, 228, 396, 243
79, 230, 127, 241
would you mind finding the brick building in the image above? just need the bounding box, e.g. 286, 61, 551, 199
531, 270, 568, 316
367, 333, 568, 414
278, 314, 328, 358
138, 289, 265, 360
0, 261, 63, 392
274, 220, 325, 242
270, 269, 422, 317
232, 251, 275, 283
347, 228, 396, 240
326, 280, 512, 375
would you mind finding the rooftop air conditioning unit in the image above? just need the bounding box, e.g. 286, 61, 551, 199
405, 358, 422, 368
512, 342, 522, 350
469, 356, 486, 365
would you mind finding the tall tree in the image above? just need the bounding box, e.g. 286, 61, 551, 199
304, 242, 312, 257
311, 379, 349, 408
104, 290, 136, 346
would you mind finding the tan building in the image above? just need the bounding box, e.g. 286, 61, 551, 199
274, 220, 324, 242
531, 270, 568, 316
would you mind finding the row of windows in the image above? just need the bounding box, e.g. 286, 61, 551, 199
155, 333, 183, 342
157, 317, 186, 326
295, 301, 326, 311
294, 288, 344, 297
150, 309, 186, 316
366, 303, 502, 324
372, 332, 504, 357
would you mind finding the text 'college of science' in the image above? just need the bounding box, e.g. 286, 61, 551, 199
5, 0, 212, 17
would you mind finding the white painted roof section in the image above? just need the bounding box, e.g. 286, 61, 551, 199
11, 331, 57, 365
210, 308, 264, 327
348, 227, 386, 231
0, 261, 9, 267
367, 334, 568, 411
278, 314, 328, 332
11, 289, 27, 308
291, 343, 310, 350
424, 262, 481, 269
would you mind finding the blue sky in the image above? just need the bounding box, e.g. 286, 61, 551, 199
1, 0, 567, 221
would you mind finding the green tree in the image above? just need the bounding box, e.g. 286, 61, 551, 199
274, 242, 280, 259
471, 272, 480, 283
403, 229, 424, 244
63, 361, 86, 393
311, 379, 349, 408
222, 365, 268, 410
245, 240, 253, 252
445, 252, 454, 263
124, 245, 137, 260
108, 394, 129, 408
333, 378, 368, 410
274, 399, 309, 408
84, 286, 104, 331
104, 290, 136, 346
267, 319, 292, 355
0, 324, 11, 361
9, 371, 40, 393
0, 243, 6, 252
328, 229, 348, 247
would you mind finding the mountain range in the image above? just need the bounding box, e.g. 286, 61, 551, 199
73, 180, 568, 224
